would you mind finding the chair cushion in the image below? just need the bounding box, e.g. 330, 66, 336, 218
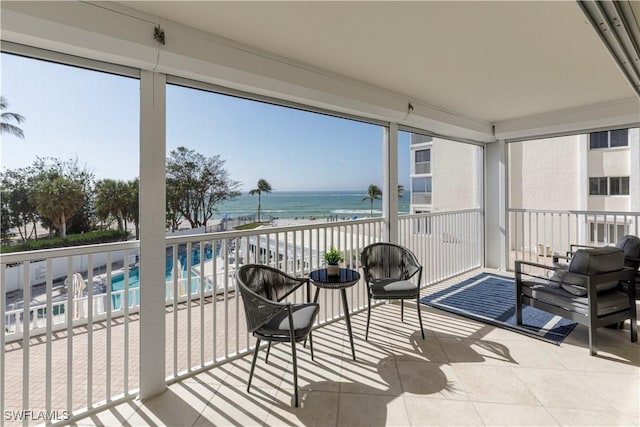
521, 282, 631, 316
616, 235, 640, 269
568, 247, 624, 274
562, 247, 624, 296
369, 279, 418, 298
259, 303, 319, 337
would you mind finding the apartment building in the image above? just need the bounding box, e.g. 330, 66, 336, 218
409, 133, 483, 214
508, 128, 639, 245
410, 129, 639, 256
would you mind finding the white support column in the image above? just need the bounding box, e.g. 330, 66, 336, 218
484, 139, 507, 270
139, 70, 167, 399
384, 124, 399, 244
630, 128, 640, 212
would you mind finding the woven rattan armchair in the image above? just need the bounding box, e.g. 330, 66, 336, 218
236, 264, 319, 407
360, 243, 425, 340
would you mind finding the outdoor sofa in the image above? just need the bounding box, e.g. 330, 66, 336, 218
515, 247, 637, 355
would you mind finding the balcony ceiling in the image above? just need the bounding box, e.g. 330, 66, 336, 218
2, 1, 638, 141
120, 1, 638, 125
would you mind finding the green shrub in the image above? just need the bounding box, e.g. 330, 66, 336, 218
1, 230, 129, 253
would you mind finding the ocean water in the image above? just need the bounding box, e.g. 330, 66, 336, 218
215, 191, 410, 220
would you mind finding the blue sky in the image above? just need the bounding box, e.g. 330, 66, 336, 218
1, 53, 410, 191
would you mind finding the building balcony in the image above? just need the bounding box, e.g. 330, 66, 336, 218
2, 209, 638, 426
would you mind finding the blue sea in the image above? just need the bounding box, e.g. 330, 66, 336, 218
215, 191, 410, 220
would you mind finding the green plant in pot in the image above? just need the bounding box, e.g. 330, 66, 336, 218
323, 246, 344, 276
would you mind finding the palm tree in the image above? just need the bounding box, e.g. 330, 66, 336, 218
31, 177, 85, 238
0, 96, 25, 139
398, 184, 405, 199
249, 179, 273, 223
361, 184, 382, 218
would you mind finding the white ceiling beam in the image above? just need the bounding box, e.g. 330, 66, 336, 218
494, 97, 640, 141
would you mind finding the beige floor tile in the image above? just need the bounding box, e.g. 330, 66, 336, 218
452, 365, 539, 405
338, 393, 409, 427
473, 402, 559, 426
221, 350, 288, 389
193, 385, 275, 427
126, 382, 215, 427
70, 403, 141, 427
396, 359, 468, 400
577, 370, 640, 413
546, 407, 637, 426
339, 355, 402, 395
512, 367, 618, 412
545, 338, 640, 375
264, 389, 339, 426
623, 412, 640, 427
470, 339, 564, 368
438, 337, 511, 365
403, 397, 483, 426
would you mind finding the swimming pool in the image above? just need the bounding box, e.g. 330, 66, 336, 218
110, 246, 215, 309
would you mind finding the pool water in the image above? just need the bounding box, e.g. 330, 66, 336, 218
110, 246, 215, 309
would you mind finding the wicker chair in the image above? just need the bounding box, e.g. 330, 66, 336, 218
360, 243, 425, 340
236, 264, 319, 407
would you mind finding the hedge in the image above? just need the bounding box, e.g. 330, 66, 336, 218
1, 230, 130, 254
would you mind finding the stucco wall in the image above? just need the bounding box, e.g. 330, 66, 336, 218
509, 135, 582, 210
432, 139, 481, 211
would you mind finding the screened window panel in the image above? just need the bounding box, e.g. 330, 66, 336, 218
610, 177, 630, 195
415, 149, 430, 163
589, 177, 608, 195
610, 129, 628, 147
411, 177, 432, 193
589, 131, 608, 149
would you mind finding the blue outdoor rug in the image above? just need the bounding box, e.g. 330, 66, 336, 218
421, 272, 576, 344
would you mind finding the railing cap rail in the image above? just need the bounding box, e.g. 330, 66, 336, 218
508, 208, 640, 216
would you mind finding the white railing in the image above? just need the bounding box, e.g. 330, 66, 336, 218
398, 209, 484, 283
1, 212, 484, 425
508, 209, 640, 270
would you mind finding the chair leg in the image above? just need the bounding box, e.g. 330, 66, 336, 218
401, 299, 404, 322
248, 338, 261, 392
289, 329, 299, 407
416, 293, 425, 340
308, 331, 314, 361
365, 292, 372, 341
265, 341, 272, 364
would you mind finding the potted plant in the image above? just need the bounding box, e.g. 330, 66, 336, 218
323, 246, 344, 276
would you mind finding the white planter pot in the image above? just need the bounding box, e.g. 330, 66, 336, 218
326, 264, 340, 276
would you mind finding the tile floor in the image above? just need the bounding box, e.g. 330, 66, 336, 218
68, 271, 639, 427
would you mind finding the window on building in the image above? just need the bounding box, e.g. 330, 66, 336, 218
589, 128, 629, 149
412, 177, 432, 193
415, 149, 430, 163
411, 177, 432, 205
590, 222, 626, 243
414, 149, 431, 174
609, 177, 630, 195
589, 131, 608, 149
610, 129, 629, 147
589, 177, 608, 195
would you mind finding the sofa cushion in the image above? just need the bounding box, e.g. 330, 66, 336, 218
568, 247, 624, 274
561, 247, 624, 295
520, 283, 631, 316
616, 235, 640, 269
547, 269, 566, 289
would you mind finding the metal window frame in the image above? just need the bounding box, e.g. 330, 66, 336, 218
1, 41, 140, 79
